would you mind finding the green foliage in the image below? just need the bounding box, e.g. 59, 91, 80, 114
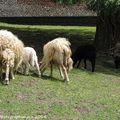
86, 0, 120, 15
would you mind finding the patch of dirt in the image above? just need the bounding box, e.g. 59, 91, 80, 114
21, 79, 38, 87
16, 92, 30, 100
0, 111, 4, 120
75, 106, 93, 114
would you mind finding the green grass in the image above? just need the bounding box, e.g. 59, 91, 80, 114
0, 22, 96, 31
0, 23, 119, 119
0, 22, 96, 58
0, 22, 95, 43
0, 58, 120, 120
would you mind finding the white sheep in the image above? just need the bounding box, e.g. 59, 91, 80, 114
0, 30, 24, 72
20, 47, 41, 77
0, 48, 15, 85
40, 37, 73, 82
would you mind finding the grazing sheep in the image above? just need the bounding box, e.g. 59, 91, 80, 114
20, 47, 41, 77
113, 42, 120, 68
40, 37, 73, 82
0, 30, 24, 71
72, 44, 96, 72
0, 48, 15, 85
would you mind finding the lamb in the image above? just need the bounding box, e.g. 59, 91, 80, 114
0, 48, 15, 85
72, 44, 96, 72
20, 47, 41, 77
40, 37, 73, 82
0, 30, 24, 72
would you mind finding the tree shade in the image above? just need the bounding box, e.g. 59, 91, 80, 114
88, 0, 120, 51
54, 0, 120, 51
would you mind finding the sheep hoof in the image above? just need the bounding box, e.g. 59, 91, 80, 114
12, 77, 15, 80
38, 75, 41, 78
25, 73, 29, 76
64, 80, 70, 84
38, 74, 41, 77
4, 80, 9, 85
65, 79, 70, 82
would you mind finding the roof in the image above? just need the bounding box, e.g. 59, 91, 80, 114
0, 0, 96, 16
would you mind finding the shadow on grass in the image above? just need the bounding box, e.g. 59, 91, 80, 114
0, 79, 6, 85
73, 56, 120, 77
94, 56, 120, 77
41, 75, 65, 83
30, 73, 40, 78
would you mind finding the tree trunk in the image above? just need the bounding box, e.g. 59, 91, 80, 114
94, 11, 120, 52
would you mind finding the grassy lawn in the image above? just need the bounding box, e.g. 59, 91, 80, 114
0, 23, 120, 120
0, 22, 96, 57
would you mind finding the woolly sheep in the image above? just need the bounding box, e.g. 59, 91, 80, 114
0, 30, 24, 71
0, 48, 15, 85
40, 37, 73, 82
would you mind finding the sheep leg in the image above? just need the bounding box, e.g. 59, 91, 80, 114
73, 60, 77, 67
25, 63, 30, 75
5, 64, 9, 85
21, 63, 25, 74
50, 62, 53, 77
77, 59, 81, 68
35, 60, 41, 77
40, 63, 48, 76
84, 59, 87, 69
15, 58, 23, 71
39, 63, 45, 72
90, 59, 95, 72
0, 68, 2, 80
58, 65, 64, 79
61, 64, 69, 82
114, 59, 119, 69
10, 68, 15, 80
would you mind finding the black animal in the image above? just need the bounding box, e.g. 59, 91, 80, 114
113, 43, 120, 69
72, 44, 96, 72
114, 56, 120, 68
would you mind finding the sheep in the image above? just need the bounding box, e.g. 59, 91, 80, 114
0, 48, 15, 85
0, 30, 24, 72
72, 44, 96, 72
40, 37, 73, 82
20, 47, 41, 77
113, 42, 120, 68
